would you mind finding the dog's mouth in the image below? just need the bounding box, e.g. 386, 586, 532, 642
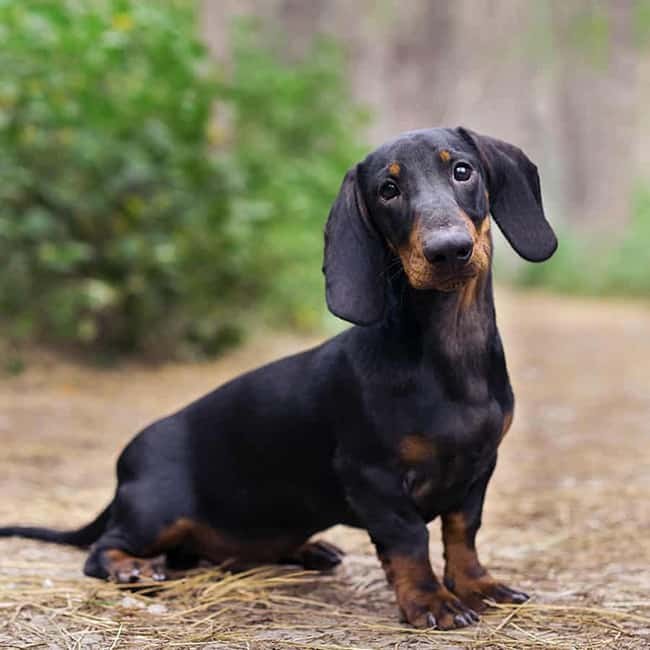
436, 275, 476, 292
400, 257, 478, 292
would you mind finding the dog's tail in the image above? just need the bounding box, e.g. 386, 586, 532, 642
0, 501, 112, 548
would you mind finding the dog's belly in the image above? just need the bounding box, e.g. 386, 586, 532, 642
197, 475, 349, 534
191, 437, 351, 536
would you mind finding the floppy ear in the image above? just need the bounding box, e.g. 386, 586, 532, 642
457, 127, 558, 262
323, 165, 386, 325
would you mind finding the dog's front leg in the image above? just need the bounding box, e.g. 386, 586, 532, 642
441, 463, 529, 612
336, 458, 479, 629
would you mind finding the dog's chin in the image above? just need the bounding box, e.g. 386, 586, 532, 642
405, 271, 478, 293
436, 277, 473, 292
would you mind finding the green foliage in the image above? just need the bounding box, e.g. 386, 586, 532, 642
527, 2, 650, 69
513, 185, 650, 298
568, 6, 610, 66
221, 21, 368, 331
635, 0, 650, 48
0, 2, 366, 358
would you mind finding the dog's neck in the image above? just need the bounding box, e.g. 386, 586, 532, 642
382, 263, 497, 363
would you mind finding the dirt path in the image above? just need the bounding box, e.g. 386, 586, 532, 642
1, 289, 649, 649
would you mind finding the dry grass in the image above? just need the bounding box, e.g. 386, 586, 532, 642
1, 562, 650, 649
1, 289, 650, 649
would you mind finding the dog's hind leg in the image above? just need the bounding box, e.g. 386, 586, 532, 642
83, 481, 195, 583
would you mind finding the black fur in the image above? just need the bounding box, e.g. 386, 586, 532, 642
457, 127, 557, 261
0, 127, 556, 629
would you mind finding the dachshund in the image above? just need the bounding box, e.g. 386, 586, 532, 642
0, 127, 557, 629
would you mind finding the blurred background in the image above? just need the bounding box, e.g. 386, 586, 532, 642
2, 4, 650, 647
0, 0, 649, 363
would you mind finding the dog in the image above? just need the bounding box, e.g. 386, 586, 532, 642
0, 127, 557, 629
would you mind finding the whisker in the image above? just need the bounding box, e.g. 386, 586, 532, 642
380, 258, 402, 279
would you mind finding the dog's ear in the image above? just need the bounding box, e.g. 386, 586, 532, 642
323, 165, 386, 325
457, 127, 557, 262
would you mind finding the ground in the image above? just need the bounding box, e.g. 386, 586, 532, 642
1, 289, 649, 649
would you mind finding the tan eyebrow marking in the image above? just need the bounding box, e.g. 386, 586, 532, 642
388, 161, 400, 176
439, 150, 451, 163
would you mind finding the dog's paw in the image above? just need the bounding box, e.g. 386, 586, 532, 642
400, 586, 480, 629
99, 550, 168, 584
445, 574, 528, 612
289, 540, 345, 571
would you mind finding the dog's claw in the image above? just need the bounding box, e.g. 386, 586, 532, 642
288, 540, 345, 571
509, 590, 529, 603
117, 567, 140, 583
454, 613, 471, 627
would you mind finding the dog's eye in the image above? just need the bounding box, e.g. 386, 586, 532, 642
453, 162, 473, 182
379, 180, 400, 200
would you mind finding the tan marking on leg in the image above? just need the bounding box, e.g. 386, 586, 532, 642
442, 513, 485, 580
381, 552, 439, 624
380, 552, 475, 629
442, 512, 526, 611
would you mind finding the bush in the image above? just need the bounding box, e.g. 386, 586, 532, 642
0, 2, 367, 358
222, 23, 368, 331
513, 184, 650, 297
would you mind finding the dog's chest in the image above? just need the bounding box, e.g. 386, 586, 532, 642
397, 394, 507, 519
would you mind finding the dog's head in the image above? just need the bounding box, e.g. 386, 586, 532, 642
323, 127, 557, 325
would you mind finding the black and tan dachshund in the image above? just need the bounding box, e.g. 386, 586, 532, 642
0, 127, 557, 629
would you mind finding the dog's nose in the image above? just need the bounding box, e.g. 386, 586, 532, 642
422, 231, 474, 268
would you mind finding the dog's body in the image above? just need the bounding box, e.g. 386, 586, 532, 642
1, 128, 556, 629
